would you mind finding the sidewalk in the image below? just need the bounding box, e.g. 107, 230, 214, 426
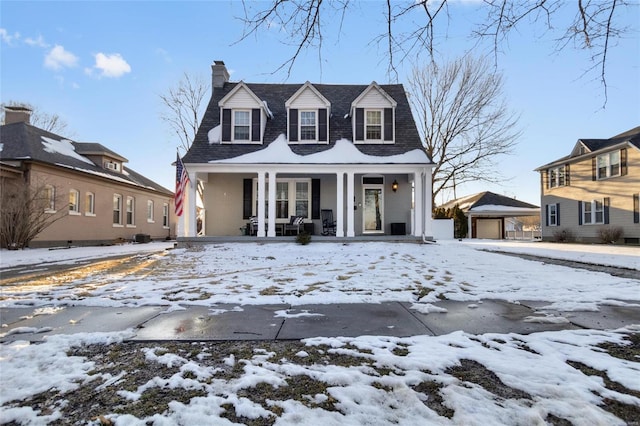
2, 300, 639, 343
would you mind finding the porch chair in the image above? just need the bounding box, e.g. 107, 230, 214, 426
248, 216, 259, 236
321, 209, 336, 236
284, 215, 304, 236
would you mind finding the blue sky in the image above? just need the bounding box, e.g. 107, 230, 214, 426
1, 1, 638, 205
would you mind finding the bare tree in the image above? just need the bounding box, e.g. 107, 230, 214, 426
407, 56, 520, 204
1, 101, 72, 136
0, 177, 67, 249
239, 0, 630, 98
159, 72, 210, 153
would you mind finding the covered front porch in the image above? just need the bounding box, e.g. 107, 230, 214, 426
178, 163, 433, 240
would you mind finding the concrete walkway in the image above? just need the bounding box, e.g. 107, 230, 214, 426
2, 300, 639, 343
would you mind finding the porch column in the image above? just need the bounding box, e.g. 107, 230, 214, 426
336, 171, 345, 237
346, 172, 355, 237
467, 215, 472, 239
413, 171, 423, 237
423, 168, 433, 238
186, 172, 197, 237
267, 171, 276, 237
257, 171, 266, 237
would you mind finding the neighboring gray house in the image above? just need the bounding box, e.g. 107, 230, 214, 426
535, 126, 640, 244
179, 61, 434, 239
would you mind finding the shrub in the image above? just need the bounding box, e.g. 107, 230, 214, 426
296, 232, 311, 245
552, 228, 575, 243
597, 226, 624, 244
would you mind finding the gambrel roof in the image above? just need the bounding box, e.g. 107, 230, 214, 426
0, 121, 173, 195
183, 81, 428, 164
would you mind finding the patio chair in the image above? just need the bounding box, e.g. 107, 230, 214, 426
284, 215, 304, 236
321, 209, 336, 236
249, 216, 259, 236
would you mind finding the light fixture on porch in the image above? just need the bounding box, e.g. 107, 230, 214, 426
391, 179, 398, 192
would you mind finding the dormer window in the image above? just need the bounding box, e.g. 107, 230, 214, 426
233, 110, 251, 141
104, 160, 121, 172
366, 110, 382, 140
300, 111, 317, 141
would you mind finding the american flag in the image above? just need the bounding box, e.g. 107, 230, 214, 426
175, 153, 189, 216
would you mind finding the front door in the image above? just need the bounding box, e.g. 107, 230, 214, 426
363, 186, 384, 233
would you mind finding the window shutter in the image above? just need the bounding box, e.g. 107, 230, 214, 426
383, 108, 393, 141
251, 108, 260, 142
578, 201, 583, 225
355, 108, 364, 141
243, 179, 253, 219
545, 205, 549, 226
621, 148, 628, 176
289, 109, 298, 142
565, 164, 570, 186
311, 179, 320, 219
556, 203, 560, 226
591, 157, 597, 181
318, 109, 327, 142
604, 197, 610, 224
222, 109, 232, 142
634, 194, 639, 224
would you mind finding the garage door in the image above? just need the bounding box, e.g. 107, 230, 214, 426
476, 218, 502, 239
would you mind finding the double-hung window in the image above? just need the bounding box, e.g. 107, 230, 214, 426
233, 110, 250, 141
366, 110, 382, 140
126, 196, 135, 226
548, 166, 566, 188
163, 203, 170, 228
582, 200, 604, 224
44, 185, 56, 212
597, 151, 620, 179
147, 200, 154, 223
253, 178, 312, 220
276, 182, 289, 219
113, 194, 123, 225
69, 189, 80, 214
547, 204, 558, 226
85, 192, 95, 216
300, 111, 316, 141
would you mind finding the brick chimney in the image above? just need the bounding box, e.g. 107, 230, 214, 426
211, 60, 229, 90
4, 106, 32, 124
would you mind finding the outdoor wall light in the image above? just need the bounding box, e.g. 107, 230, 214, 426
392, 180, 398, 192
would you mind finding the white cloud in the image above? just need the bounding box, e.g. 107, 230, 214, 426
44, 45, 78, 70
92, 52, 131, 78
24, 35, 48, 48
0, 28, 20, 45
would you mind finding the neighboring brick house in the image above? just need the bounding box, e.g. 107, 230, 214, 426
0, 107, 175, 248
535, 126, 640, 244
179, 61, 434, 239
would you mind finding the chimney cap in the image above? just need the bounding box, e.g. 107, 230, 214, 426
4, 105, 33, 113
213, 60, 225, 66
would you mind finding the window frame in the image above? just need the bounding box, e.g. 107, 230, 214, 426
365, 109, 382, 141
547, 204, 558, 226
596, 151, 621, 180
147, 200, 155, 223
162, 203, 170, 228
233, 109, 251, 141
126, 196, 135, 227
299, 110, 317, 141
582, 199, 604, 225
113, 194, 123, 226
252, 178, 312, 221
44, 185, 56, 213
548, 165, 566, 188
85, 192, 95, 216
69, 189, 80, 215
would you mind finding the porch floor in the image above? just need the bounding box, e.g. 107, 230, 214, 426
177, 234, 429, 246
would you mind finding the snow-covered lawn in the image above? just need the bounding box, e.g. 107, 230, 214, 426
1, 240, 639, 425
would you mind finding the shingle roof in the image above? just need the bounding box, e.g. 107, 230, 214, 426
438, 191, 539, 212
183, 82, 428, 164
0, 122, 173, 195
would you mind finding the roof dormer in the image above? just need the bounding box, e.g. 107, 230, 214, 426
351, 82, 397, 144
219, 82, 268, 144
74, 143, 127, 174
285, 82, 331, 144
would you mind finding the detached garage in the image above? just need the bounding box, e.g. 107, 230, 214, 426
439, 192, 540, 239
